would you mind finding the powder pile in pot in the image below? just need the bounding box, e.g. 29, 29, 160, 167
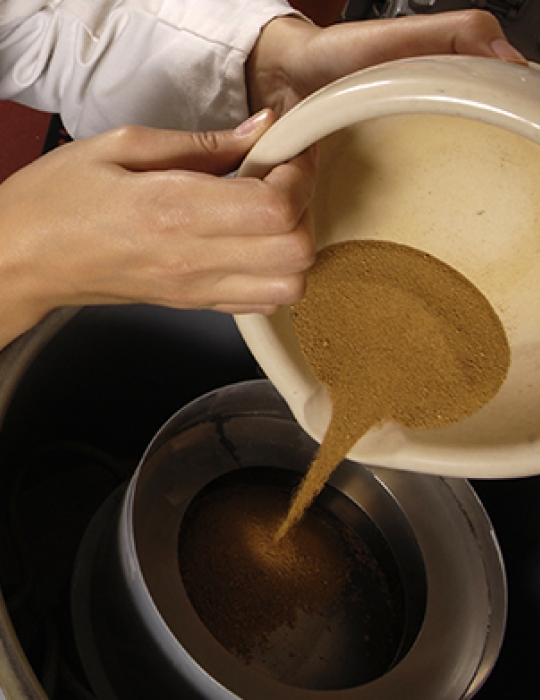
179, 479, 404, 687
277, 239, 510, 540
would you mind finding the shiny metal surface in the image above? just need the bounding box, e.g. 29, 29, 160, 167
72, 380, 507, 700
0, 306, 536, 699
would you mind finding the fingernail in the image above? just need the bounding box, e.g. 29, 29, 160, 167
491, 39, 527, 64
234, 109, 273, 137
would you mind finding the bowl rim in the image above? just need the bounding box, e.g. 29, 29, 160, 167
235, 55, 540, 478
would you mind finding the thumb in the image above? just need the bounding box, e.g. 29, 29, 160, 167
104, 109, 277, 175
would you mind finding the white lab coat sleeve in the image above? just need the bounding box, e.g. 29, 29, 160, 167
0, 0, 303, 138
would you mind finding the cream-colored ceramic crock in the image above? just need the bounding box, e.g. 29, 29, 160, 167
236, 55, 540, 479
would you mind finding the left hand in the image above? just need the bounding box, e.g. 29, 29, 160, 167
0, 112, 318, 349
247, 10, 527, 116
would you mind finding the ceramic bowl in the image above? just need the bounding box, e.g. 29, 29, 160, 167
235, 55, 540, 478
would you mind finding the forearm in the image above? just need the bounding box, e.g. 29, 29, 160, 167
246, 10, 526, 116
0, 0, 302, 138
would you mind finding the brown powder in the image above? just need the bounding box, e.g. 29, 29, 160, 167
178, 476, 405, 688
277, 239, 510, 540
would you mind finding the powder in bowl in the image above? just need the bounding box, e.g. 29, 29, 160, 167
277, 239, 510, 539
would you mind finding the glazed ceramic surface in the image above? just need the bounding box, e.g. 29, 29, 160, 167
236, 55, 540, 478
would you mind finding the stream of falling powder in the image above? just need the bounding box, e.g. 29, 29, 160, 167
276, 240, 510, 541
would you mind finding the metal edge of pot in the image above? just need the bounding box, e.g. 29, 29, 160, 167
113, 380, 507, 700
0, 307, 80, 700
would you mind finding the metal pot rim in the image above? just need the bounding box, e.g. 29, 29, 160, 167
111, 380, 507, 700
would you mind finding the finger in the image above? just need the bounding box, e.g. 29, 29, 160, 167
397, 11, 526, 62
211, 207, 315, 275
75, 202, 315, 307
180, 272, 308, 311
140, 152, 317, 241
93, 109, 277, 175
197, 231, 314, 275
348, 11, 526, 66
64, 270, 307, 313
150, 226, 314, 279
244, 146, 319, 233
214, 304, 279, 315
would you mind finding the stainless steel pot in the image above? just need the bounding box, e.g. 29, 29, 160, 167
71, 380, 507, 700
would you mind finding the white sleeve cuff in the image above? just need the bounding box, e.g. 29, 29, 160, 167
0, 0, 302, 138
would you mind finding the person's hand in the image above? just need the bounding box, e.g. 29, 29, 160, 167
0, 109, 316, 349
247, 10, 527, 116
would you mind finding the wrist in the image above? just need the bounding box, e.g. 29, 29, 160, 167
0, 287, 49, 351
0, 203, 57, 351
246, 15, 315, 115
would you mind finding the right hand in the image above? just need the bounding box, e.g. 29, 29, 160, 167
0, 109, 317, 349
247, 10, 527, 117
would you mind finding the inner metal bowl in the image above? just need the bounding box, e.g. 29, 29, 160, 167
72, 380, 506, 700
